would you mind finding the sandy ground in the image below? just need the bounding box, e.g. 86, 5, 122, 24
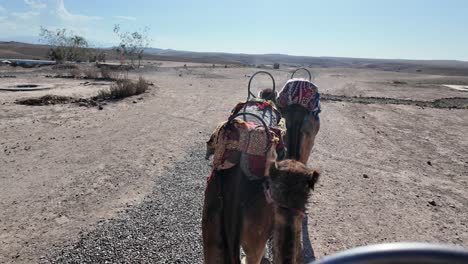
0, 63, 467, 263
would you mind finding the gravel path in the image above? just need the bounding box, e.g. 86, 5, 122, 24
43, 143, 209, 263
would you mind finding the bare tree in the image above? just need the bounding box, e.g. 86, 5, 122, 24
113, 24, 151, 67
39, 27, 90, 62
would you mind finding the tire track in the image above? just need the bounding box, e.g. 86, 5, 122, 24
321, 94, 468, 109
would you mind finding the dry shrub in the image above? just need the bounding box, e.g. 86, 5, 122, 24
82, 66, 99, 79
100, 66, 111, 79
109, 79, 135, 98
68, 67, 83, 78
100, 66, 121, 80
16, 95, 74, 106
96, 76, 149, 100
135, 76, 149, 94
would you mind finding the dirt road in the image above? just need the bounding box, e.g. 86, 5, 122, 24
1, 64, 467, 263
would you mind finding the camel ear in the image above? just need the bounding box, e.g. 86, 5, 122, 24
308, 170, 320, 190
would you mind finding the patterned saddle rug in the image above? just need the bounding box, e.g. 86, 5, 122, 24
277, 78, 321, 119
207, 99, 286, 180
230, 99, 282, 128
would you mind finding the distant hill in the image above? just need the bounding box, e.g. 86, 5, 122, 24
0, 41, 50, 59
2, 41, 468, 76
144, 47, 468, 76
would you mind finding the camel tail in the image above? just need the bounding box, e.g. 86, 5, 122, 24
285, 105, 308, 160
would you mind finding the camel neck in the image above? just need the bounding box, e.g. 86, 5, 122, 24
273, 209, 303, 264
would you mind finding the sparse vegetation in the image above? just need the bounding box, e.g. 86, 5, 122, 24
96, 76, 149, 100
100, 66, 121, 80
89, 49, 107, 63
100, 66, 111, 79
50, 65, 121, 80
113, 24, 151, 67
16, 95, 74, 106
39, 27, 90, 63
16, 76, 150, 107
82, 66, 99, 79
65, 67, 83, 78
59, 66, 90, 79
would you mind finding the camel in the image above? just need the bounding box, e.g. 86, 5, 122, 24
203, 108, 319, 263
282, 105, 320, 165
277, 68, 321, 165
202, 158, 320, 264
203, 71, 320, 263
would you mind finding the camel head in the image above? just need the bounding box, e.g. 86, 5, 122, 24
268, 159, 319, 264
258, 88, 278, 103
268, 159, 319, 214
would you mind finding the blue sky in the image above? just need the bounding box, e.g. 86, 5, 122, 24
0, 0, 467, 60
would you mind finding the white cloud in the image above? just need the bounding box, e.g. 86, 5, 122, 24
0, 17, 18, 32
12, 11, 40, 20
114, 15, 137, 21
55, 0, 101, 21
24, 0, 46, 9
1, 0, 108, 45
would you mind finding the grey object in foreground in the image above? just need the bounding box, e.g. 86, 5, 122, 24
311, 243, 468, 264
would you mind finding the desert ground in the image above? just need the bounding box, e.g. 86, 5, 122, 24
1, 61, 467, 263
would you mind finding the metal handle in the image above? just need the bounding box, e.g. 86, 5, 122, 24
228, 112, 272, 154
247, 71, 276, 100
291, 68, 312, 81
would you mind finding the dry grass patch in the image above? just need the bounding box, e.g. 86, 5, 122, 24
82, 66, 99, 79
51, 65, 118, 80
68, 67, 83, 78
96, 76, 149, 100
100, 66, 121, 80
16, 95, 74, 106
17, 77, 150, 108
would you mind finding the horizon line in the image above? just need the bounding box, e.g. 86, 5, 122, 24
1, 39, 468, 63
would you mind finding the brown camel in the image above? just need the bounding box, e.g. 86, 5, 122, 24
277, 68, 321, 165
257, 87, 320, 165
282, 105, 320, 165
202, 158, 319, 264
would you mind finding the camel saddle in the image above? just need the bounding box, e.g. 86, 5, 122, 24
277, 78, 321, 119
208, 100, 285, 180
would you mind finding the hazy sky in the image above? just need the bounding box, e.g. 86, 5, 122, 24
0, 0, 467, 60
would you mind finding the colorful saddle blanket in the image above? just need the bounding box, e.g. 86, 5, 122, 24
230, 99, 282, 128
277, 78, 321, 118
208, 100, 286, 180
